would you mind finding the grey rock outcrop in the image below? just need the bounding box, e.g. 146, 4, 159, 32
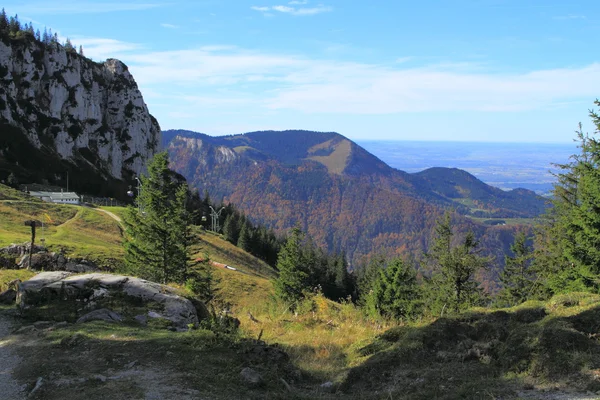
0, 36, 160, 179
18, 272, 203, 330
1, 244, 101, 272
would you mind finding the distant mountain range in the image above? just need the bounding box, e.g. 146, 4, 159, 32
165, 129, 548, 274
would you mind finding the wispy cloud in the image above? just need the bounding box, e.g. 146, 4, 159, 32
72, 37, 142, 61
288, 0, 308, 4
251, 3, 332, 16
160, 23, 179, 29
553, 14, 586, 20
11, 1, 164, 15
75, 38, 600, 116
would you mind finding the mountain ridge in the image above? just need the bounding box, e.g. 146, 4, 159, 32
164, 129, 546, 268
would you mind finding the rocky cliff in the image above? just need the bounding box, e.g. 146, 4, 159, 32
0, 33, 160, 185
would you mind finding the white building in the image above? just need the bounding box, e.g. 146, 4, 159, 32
28, 191, 81, 204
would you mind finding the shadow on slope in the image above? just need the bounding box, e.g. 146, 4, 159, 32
343, 293, 600, 399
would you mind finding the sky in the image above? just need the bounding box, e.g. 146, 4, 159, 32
3, 0, 600, 142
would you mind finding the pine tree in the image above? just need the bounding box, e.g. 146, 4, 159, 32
222, 213, 239, 244
78, 45, 84, 56
8, 14, 20, 34
274, 227, 309, 305
499, 232, 535, 305
425, 212, 488, 313
237, 222, 251, 252
365, 258, 422, 320
535, 114, 600, 294
123, 152, 192, 284
0, 9, 8, 33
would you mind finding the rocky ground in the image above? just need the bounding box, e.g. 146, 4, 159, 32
0, 310, 25, 400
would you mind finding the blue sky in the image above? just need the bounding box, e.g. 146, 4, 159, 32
4, 0, 600, 142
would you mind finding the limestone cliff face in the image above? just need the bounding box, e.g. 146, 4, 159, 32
0, 37, 160, 179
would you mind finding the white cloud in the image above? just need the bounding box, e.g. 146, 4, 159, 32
288, 0, 308, 4
251, 4, 332, 16
74, 39, 600, 116
9, 1, 164, 14
160, 23, 179, 29
72, 37, 142, 61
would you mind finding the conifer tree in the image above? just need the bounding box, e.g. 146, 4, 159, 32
0, 9, 8, 33
237, 222, 251, 252
78, 45, 84, 56
535, 111, 600, 293
8, 14, 20, 34
498, 232, 535, 305
365, 258, 422, 320
425, 212, 488, 313
274, 226, 308, 305
123, 152, 192, 284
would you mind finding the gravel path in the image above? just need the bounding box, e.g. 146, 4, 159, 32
0, 312, 25, 400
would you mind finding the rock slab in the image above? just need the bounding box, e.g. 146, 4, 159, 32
18, 272, 205, 330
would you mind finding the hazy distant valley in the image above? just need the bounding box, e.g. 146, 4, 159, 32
358, 141, 576, 195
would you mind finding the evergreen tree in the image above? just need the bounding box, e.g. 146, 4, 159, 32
6, 172, 18, 188
35, 29, 41, 41
78, 45, 84, 56
425, 212, 488, 313
8, 14, 20, 34
365, 258, 422, 320
64, 38, 74, 52
237, 222, 251, 252
498, 232, 535, 305
223, 213, 239, 244
274, 227, 309, 305
356, 253, 386, 302
535, 114, 600, 294
0, 9, 8, 33
123, 152, 192, 284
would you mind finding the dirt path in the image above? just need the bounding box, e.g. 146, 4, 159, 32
0, 312, 25, 399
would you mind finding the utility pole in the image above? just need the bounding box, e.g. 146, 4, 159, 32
209, 206, 225, 233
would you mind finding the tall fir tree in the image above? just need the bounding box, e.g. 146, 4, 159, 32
274, 226, 309, 305
0, 9, 8, 33
123, 152, 192, 284
498, 232, 535, 305
237, 222, 251, 252
535, 111, 600, 294
425, 212, 488, 314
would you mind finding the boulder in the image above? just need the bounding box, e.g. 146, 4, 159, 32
0, 253, 17, 269
18, 272, 203, 330
0, 289, 16, 304
18, 252, 55, 270
0, 243, 44, 258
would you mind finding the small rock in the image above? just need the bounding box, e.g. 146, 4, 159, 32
60, 333, 86, 347
320, 381, 335, 393
30, 377, 43, 396
33, 321, 54, 329
125, 361, 138, 369
134, 314, 148, 325
76, 308, 122, 324
93, 374, 107, 383
15, 325, 36, 334
240, 367, 263, 387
